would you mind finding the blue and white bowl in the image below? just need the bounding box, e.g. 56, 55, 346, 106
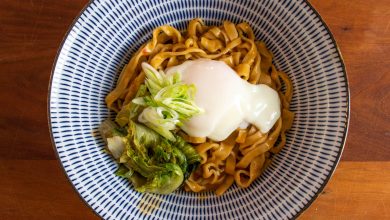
49, 0, 349, 219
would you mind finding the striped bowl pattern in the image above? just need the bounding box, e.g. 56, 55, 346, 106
49, 0, 349, 219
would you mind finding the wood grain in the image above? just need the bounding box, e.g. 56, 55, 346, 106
300, 162, 390, 220
0, 0, 389, 219
309, 0, 390, 161
0, 0, 89, 159
0, 160, 96, 220
0, 160, 388, 219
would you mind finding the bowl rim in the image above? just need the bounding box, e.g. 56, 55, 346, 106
47, 0, 350, 219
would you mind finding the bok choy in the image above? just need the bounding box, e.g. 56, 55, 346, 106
99, 119, 201, 194
99, 61, 202, 194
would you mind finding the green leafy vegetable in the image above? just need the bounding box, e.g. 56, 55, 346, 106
100, 61, 203, 194
107, 136, 126, 159
138, 106, 178, 141
99, 119, 200, 194
135, 163, 184, 194
131, 62, 203, 140
173, 135, 201, 165
99, 119, 127, 158
171, 147, 187, 174
100, 118, 201, 194
99, 119, 119, 141
141, 63, 181, 96
154, 83, 201, 119
116, 84, 147, 127
115, 164, 134, 179
172, 134, 201, 179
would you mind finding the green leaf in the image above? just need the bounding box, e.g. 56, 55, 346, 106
134, 62, 203, 140
99, 119, 119, 140
142, 62, 166, 96
137, 107, 177, 141
172, 134, 201, 166
115, 84, 147, 127
107, 136, 126, 159
129, 120, 162, 147
120, 121, 201, 194
134, 163, 184, 194
100, 118, 201, 194
115, 164, 134, 179
154, 83, 203, 118
171, 147, 187, 175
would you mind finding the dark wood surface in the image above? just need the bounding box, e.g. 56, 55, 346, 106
0, 0, 389, 219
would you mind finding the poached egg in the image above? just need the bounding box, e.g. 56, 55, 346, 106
166, 59, 280, 141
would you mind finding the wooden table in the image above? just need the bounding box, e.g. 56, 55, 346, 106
1, 0, 389, 219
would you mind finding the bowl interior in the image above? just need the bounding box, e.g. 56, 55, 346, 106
49, 0, 349, 219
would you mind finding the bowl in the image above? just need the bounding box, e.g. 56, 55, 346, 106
48, 0, 349, 219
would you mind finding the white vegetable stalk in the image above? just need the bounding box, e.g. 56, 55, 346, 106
107, 136, 125, 159
130, 62, 204, 141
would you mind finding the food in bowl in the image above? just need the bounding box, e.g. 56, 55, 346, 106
99, 19, 294, 196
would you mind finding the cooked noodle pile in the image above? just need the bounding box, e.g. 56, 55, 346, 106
106, 19, 294, 195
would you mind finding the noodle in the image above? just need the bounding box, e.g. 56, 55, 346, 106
106, 19, 294, 195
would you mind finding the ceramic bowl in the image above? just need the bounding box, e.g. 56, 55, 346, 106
49, 0, 349, 219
